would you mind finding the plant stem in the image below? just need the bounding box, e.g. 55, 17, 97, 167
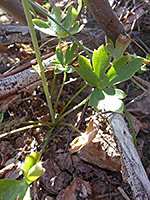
124, 105, 137, 148
28, 0, 92, 59
56, 84, 87, 123
22, 0, 55, 124
58, 122, 82, 134
58, 94, 90, 121
40, 127, 55, 155
0, 124, 45, 139
0, 121, 53, 126
51, 73, 56, 99
54, 72, 67, 112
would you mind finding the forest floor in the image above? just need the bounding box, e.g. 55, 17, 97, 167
0, 0, 150, 199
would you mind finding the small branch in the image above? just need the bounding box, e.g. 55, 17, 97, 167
108, 113, 150, 199
85, 0, 127, 42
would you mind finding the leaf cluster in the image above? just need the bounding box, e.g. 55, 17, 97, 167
76, 38, 143, 112
0, 152, 45, 200
52, 44, 78, 74
32, 0, 82, 38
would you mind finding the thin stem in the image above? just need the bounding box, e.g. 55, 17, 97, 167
22, 0, 55, 124
58, 122, 82, 134
58, 94, 90, 121
0, 124, 44, 139
56, 84, 87, 123
0, 121, 53, 126
28, 0, 92, 59
40, 127, 55, 155
54, 72, 67, 112
50, 73, 56, 100
124, 105, 137, 149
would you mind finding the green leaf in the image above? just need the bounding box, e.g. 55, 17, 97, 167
54, 66, 65, 74
66, 65, 75, 73
106, 36, 131, 60
54, 65, 75, 74
33, 2, 82, 38
92, 45, 111, 79
28, 2, 38, 19
0, 113, 3, 122
76, 55, 99, 86
146, 54, 150, 60
25, 162, 45, 185
104, 56, 143, 86
72, 0, 82, 24
22, 152, 40, 177
51, 60, 60, 64
65, 44, 78, 65
56, 48, 64, 66
0, 179, 29, 200
43, 2, 50, 10
110, 88, 126, 99
102, 88, 125, 112
89, 88, 105, 111
47, 6, 62, 36
69, 21, 80, 34
23, 187, 31, 200
32, 19, 52, 35
140, 64, 148, 72
89, 88, 125, 113
63, 6, 72, 30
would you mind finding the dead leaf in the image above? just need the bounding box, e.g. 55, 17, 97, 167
69, 119, 98, 154
56, 177, 92, 200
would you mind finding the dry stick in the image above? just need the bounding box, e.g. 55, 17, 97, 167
0, 52, 54, 79
85, 0, 127, 42
0, 0, 27, 25
108, 113, 150, 199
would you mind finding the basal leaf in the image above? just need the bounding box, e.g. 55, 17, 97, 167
76, 56, 98, 86
93, 45, 111, 79
0, 179, 29, 200
105, 56, 143, 86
